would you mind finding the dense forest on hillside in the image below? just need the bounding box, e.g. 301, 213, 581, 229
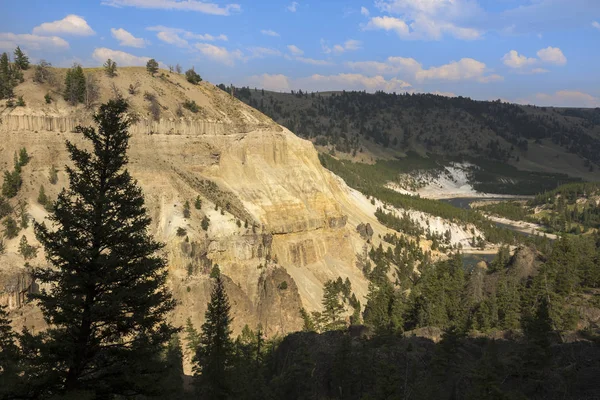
226, 86, 600, 168
479, 182, 600, 234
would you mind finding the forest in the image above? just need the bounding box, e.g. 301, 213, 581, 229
226, 86, 600, 169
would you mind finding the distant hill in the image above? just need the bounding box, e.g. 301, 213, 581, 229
227, 86, 600, 183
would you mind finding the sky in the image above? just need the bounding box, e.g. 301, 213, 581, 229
1, 0, 599, 107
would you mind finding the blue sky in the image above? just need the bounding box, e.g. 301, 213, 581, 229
1, 0, 599, 106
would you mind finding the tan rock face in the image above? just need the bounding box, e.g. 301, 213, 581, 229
0, 67, 380, 338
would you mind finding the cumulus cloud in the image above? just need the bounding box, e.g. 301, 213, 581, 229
102, 0, 240, 15
92, 47, 157, 66
536, 46, 567, 65
33, 14, 95, 36
347, 56, 499, 83
248, 73, 411, 93
0, 32, 69, 51
364, 0, 482, 40
361, 6, 370, 16
111, 28, 147, 48
287, 2, 298, 12
519, 90, 600, 108
261, 29, 280, 37
416, 58, 501, 83
502, 50, 536, 68
287, 44, 304, 56
195, 43, 242, 66
156, 31, 189, 48
593, 21, 600, 30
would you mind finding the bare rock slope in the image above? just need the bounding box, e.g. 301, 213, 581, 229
0, 67, 393, 337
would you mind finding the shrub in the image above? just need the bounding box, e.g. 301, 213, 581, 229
44, 93, 52, 104
176, 227, 187, 237
278, 281, 288, 290
183, 200, 191, 218
185, 68, 202, 84
182, 99, 200, 113
16, 96, 25, 107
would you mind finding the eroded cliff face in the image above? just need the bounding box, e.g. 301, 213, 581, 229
0, 67, 383, 338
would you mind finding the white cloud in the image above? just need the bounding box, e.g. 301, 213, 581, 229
33, 14, 95, 36
157, 31, 189, 48
111, 28, 147, 48
334, 39, 361, 54
248, 73, 411, 93
502, 50, 536, 68
195, 43, 242, 66
247, 47, 281, 58
593, 21, 600, 30
322, 39, 361, 55
102, 0, 241, 15
287, 1, 298, 12
365, 16, 409, 36
347, 56, 422, 75
347, 56, 499, 83
416, 58, 501, 83
287, 44, 303, 56
361, 6, 370, 16
147, 26, 227, 42
519, 90, 600, 108
92, 47, 157, 66
365, 0, 482, 40
0, 32, 69, 51
537, 46, 566, 65
261, 29, 280, 37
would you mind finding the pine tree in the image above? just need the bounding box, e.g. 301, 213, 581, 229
195, 195, 202, 210
193, 273, 234, 400
3, 215, 19, 239
0, 305, 21, 397
146, 59, 159, 76
14, 46, 29, 70
0, 52, 13, 99
37, 185, 49, 206
183, 200, 191, 218
103, 58, 117, 77
29, 99, 177, 397
64, 64, 86, 105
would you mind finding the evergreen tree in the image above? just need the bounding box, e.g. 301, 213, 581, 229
2, 216, 19, 239
29, 99, 177, 397
162, 334, 185, 397
18, 235, 37, 260
183, 200, 191, 218
37, 184, 49, 206
2, 169, 22, 198
48, 165, 58, 184
64, 64, 86, 105
0, 52, 14, 99
14, 46, 29, 70
103, 58, 117, 77
201, 215, 210, 231
0, 305, 21, 397
146, 59, 159, 76
194, 195, 202, 210
193, 273, 234, 400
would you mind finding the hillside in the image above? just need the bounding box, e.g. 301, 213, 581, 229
0, 66, 485, 342
229, 87, 600, 189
